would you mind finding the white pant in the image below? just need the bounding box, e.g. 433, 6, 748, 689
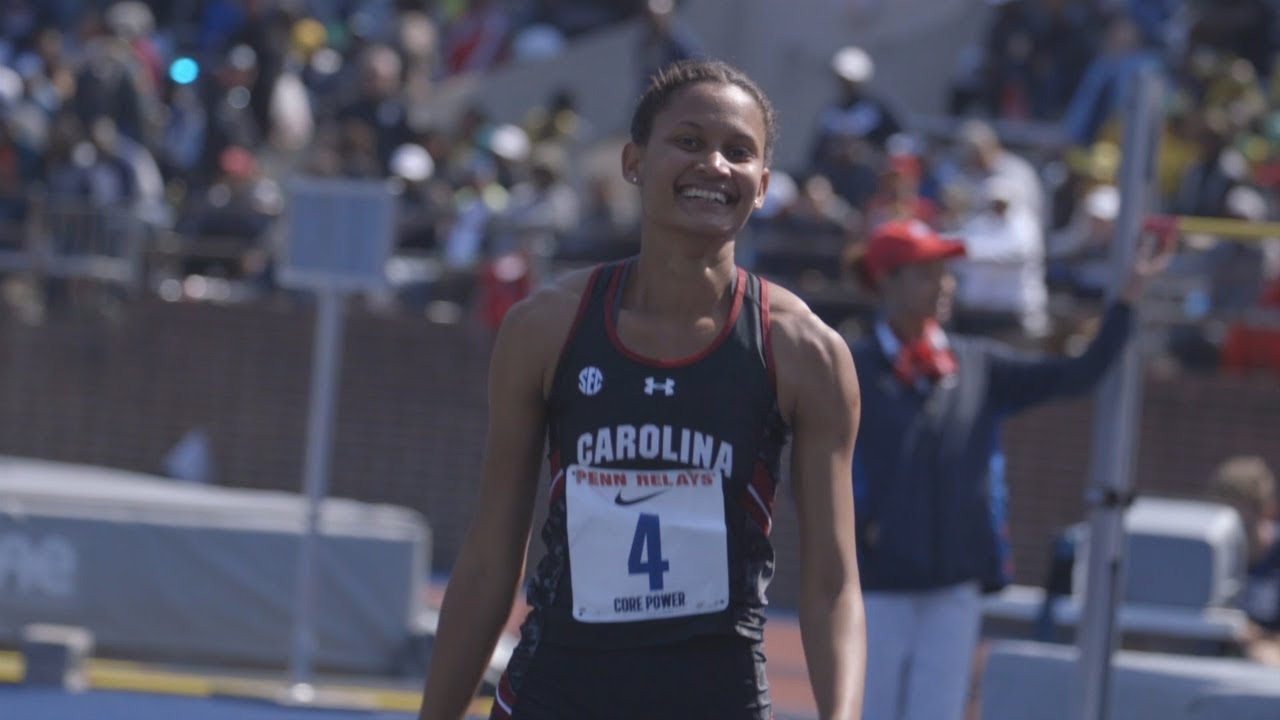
862, 582, 983, 720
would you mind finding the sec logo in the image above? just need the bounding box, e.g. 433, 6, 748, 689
578, 366, 604, 396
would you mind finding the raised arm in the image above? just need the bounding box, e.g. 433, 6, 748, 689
774, 294, 866, 720
418, 298, 555, 720
989, 226, 1175, 413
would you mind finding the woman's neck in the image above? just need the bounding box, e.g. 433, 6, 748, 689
627, 244, 736, 319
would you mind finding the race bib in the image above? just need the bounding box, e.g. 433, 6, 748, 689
565, 464, 729, 623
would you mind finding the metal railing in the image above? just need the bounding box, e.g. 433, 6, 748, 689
0, 194, 147, 290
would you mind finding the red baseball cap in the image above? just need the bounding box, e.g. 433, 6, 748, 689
854, 219, 966, 289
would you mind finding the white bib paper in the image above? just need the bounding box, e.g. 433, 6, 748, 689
565, 464, 729, 623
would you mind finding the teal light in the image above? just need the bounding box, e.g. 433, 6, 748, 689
169, 57, 200, 85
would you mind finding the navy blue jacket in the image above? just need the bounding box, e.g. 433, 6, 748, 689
851, 303, 1133, 593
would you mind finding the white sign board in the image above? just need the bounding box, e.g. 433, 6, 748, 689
280, 178, 397, 292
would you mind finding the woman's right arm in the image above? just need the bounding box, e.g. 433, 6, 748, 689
989, 228, 1175, 413
417, 298, 555, 720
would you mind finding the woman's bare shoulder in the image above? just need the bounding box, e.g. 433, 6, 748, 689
494, 265, 601, 388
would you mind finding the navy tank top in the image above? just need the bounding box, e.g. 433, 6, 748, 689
515, 258, 788, 656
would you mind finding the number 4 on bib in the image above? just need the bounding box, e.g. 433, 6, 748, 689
628, 513, 670, 591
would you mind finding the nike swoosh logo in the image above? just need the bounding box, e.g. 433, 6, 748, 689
614, 489, 669, 506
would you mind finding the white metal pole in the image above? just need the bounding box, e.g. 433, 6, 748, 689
288, 288, 346, 699
1074, 65, 1164, 720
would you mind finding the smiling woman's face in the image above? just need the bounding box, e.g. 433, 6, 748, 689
624, 81, 771, 241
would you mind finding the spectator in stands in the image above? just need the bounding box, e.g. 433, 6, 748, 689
89, 114, 167, 223
1188, 0, 1277, 80
38, 112, 87, 198
938, 118, 1044, 224
0, 114, 37, 227
396, 11, 440, 109
72, 7, 163, 151
174, 144, 277, 282
225, 0, 292, 138
1206, 186, 1272, 313
1153, 101, 1202, 206
863, 150, 940, 230
973, 0, 1101, 121
160, 83, 208, 184
390, 141, 449, 253
441, 0, 513, 76
16, 25, 78, 117
337, 43, 412, 176
488, 142, 580, 259
1021, 0, 1101, 121
1172, 109, 1249, 219
561, 141, 640, 258
104, 2, 162, 98
806, 46, 900, 212
1061, 13, 1160, 146
0, 1, 40, 56
1206, 455, 1280, 666
202, 43, 265, 184
635, 0, 703, 91
1220, 276, 1280, 378
47, 114, 141, 211
442, 152, 506, 270
1167, 183, 1276, 371
846, 217, 1172, 720
485, 122, 533, 190
951, 176, 1050, 342
813, 45, 903, 155
1047, 183, 1119, 299
524, 87, 590, 148
743, 170, 850, 280
264, 50, 314, 158
447, 104, 495, 175
983, 0, 1034, 108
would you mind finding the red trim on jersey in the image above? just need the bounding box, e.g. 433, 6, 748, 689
554, 265, 605, 376
604, 265, 747, 369
760, 277, 777, 392
743, 459, 775, 535
492, 670, 516, 718
548, 449, 565, 505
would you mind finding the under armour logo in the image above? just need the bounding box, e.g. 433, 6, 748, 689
578, 366, 604, 396
644, 377, 675, 396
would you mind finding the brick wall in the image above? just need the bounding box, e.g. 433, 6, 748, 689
2, 300, 1278, 609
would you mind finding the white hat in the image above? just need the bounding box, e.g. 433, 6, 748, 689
1226, 185, 1267, 222
1083, 185, 1119, 221
390, 143, 435, 182
106, 1, 155, 39
831, 46, 874, 84
488, 123, 531, 162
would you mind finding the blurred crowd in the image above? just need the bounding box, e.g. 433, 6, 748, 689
757, 0, 1280, 375
0, 0, 684, 324
1, 0, 1279, 373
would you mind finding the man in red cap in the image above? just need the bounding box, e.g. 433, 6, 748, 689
846, 218, 1171, 720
